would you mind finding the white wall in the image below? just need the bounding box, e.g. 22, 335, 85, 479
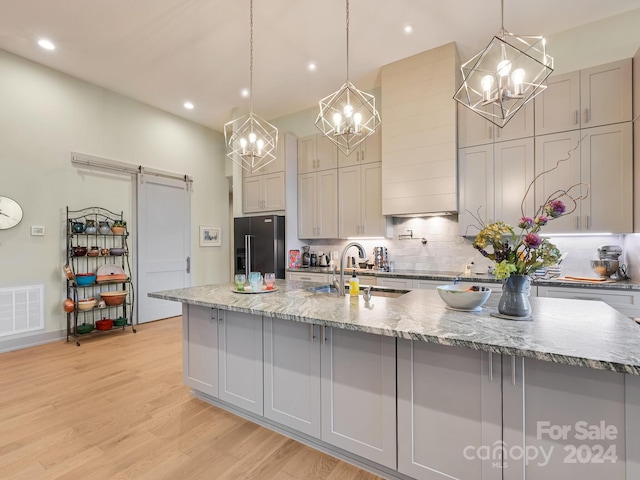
0, 49, 228, 350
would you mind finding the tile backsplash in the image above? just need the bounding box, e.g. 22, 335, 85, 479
301, 215, 634, 281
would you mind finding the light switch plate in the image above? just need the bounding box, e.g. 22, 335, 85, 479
31, 226, 45, 236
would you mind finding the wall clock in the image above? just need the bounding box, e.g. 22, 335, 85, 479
0, 196, 23, 229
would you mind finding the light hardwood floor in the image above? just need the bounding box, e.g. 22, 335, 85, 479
0, 317, 382, 480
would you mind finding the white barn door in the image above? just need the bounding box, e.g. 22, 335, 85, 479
137, 174, 191, 323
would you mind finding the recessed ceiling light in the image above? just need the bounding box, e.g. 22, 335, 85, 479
403, 25, 413, 34
308, 62, 317, 72
38, 39, 55, 50
183, 102, 194, 110
241, 88, 250, 98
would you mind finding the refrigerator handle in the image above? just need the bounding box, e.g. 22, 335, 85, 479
245, 234, 252, 278
186, 256, 191, 274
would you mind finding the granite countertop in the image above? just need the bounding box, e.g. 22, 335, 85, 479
287, 267, 640, 291
150, 280, 640, 375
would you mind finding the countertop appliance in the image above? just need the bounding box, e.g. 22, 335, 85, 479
234, 215, 285, 279
593, 244, 627, 280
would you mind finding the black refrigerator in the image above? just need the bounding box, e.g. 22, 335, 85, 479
234, 215, 286, 279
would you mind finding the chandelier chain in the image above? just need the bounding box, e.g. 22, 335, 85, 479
249, 0, 254, 113
345, 0, 350, 82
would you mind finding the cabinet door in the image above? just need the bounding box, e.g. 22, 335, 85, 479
496, 102, 534, 142
412, 279, 442, 290
458, 103, 494, 148
338, 166, 361, 238
580, 123, 632, 233
262, 134, 286, 175
361, 162, 385, 237
243, 175, 264, 213
285, 271, 329, 283
316, 134, 338, 171
298, 135, 316, 174
337, 145, 362, 168
534, 71, 581, 135
503, 356, 627, 480
182, 304, 218, 397
263, 318, 321, 438
316, 169, 338, 238
494, 138, 534, 226
263, 171, 285, 211
378, 277, 413, 289
581, 59, 632, 128
458, 144, 494, 236
298, 173, 317, 239
321, 327, 396, 469
218, 310, 263, 415
360, 128, 381, 164
397, 340, 502, 480
534, 131, 581, 233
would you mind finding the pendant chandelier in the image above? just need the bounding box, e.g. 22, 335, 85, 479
224, 0, 278, 173
315, 0, 381, 156
453, 0, 553, 128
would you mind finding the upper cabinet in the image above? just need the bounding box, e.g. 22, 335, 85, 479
337, 128, 381, 168
297, 133, 338, 174
242, 133, 294, 214
535, 59, 632, 135
535, 124, 632, 234
381, 42, 459, 215
457, 102, 534, 149
338, 162, 386, 238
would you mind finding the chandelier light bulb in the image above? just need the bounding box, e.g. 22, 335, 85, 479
512, 68, 526, 95
333, 112, 343, 130
248, 132, 257, 144
343, 104, 354, 118
353, 112, 362, 133
497, 59, 512, 77
481, 75, 495, 91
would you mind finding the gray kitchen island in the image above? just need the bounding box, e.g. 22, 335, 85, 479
150, 280, 640, 480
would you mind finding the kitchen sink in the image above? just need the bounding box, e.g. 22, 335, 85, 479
306, 284, 410, 298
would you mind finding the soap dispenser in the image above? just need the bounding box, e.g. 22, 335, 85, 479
349, 269, 360, 297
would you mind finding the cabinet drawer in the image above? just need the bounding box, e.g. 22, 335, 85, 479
537, 286, 640, 317
285, 272, 330, 283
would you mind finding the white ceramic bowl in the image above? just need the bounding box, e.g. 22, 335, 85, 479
437, 284, 491, 310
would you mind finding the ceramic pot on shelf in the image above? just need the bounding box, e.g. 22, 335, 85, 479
85, 219, 97, 234
98, 221, 111, 234
71, 221, 85, 234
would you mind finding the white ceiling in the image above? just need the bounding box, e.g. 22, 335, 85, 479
1, 0, 639, 131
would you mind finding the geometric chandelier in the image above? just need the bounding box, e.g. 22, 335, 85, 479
224, 0, 278, 173
453, 0, 553, 128
315, 0, 381, 156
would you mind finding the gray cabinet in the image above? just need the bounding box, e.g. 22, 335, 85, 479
320, 326, 397, 469
242, 171, 285, 213
298, 169, 338, 239
397, 340, 502, 480
502, 356, 628, 480
263, 317, 321, 438
535, 124, 632, 234
182, 304, 218, 397
338, 162, 386, 238
537, 285, 640, 318
218, 310, 263, 415
297, 133, 338, 174
535, 59, 632, 135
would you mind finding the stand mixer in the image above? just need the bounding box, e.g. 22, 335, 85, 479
591, 245, 627, 280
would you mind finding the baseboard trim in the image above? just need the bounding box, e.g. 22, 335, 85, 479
0, 329, 66, 353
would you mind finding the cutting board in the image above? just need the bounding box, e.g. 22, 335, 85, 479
558, 276, 617, 283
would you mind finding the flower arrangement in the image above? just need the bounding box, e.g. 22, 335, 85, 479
471, 141, 588, 280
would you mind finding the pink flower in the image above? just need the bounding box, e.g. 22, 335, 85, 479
518, 216, 534, 229
524, 233, 542, 249
545, 200, 566, 218
535, 215, 548, 226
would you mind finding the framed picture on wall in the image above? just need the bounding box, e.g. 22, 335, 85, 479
200, 226, 222, 247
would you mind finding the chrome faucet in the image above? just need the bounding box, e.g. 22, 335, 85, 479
334, 242, 366, 296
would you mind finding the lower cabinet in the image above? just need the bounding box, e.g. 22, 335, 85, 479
398, 339, 635, 480
218, 309, 264, 415
263, 317, 321, 438
378, 277, 413, 289
182, 304, 219, 398
397, 340, 502, 480
502, 356, 629, 480
321, 326, 397, 469
537, 285, 640, 318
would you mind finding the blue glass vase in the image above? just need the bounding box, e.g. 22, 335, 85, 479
498, 274, 531, 317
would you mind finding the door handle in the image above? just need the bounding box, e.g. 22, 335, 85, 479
511, 356, 517, 386
186, 256, 191, 274
488, 352, 493, 382
309, 324, 315, 343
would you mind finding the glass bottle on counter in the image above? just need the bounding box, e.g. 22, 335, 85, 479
349, 269, 360, 297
